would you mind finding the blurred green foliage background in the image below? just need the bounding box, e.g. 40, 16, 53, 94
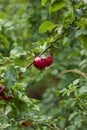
0, 0, 87, 129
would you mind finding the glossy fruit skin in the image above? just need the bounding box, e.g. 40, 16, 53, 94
34, 57, 47, 70
0, 88, 12, 101
45, 55, 53, 66
21, 122, 28, 127
33, 55, 53, 70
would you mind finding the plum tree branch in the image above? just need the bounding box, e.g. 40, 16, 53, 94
26, 18, 77, 70
59, 69, 87, 79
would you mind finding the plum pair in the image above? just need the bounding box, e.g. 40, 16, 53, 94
34, 55, 53, 70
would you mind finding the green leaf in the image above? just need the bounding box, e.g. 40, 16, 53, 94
58, 116, 66, 120
49, 1, 65, 13
79, 86, 87, 94
33, 104, 40, 111
13, 98, 28, 112
73, 79, 80, 85
78, 35, 87, 48
39, 21, 57, 33
75, 29, 87, 38
10, 46, 26, 58
63, 37, 69, 46
68, 112, 78, 121
80, 18, 87, 25
4, 68, 16, 89
41, 0, 47, 6
74, 9, 83, 18
0, 33, 9, 49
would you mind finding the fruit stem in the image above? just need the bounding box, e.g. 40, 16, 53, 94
26, 45, 51, 69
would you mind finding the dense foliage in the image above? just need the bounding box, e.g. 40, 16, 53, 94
0, 0, 87, 129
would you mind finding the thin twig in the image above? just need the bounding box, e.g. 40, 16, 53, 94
59, 69, 87, 79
